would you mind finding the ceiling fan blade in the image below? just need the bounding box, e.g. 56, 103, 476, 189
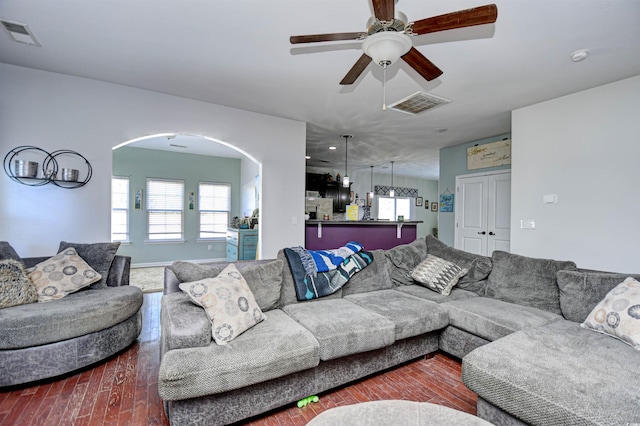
290, 32, 363, 44
411, 4, 498, 35
340, 54, 373, 85
372, 0, 395, 21
402, 47, 443, 81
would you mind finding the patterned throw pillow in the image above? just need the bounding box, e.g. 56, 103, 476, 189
0, 259, 38, 309
582, 277, 640, 350
179, 263, 266, 345
410, 254, 468, 296
27, 248, 102, 302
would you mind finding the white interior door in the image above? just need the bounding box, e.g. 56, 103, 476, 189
455, 171, 511, 255
455, 176, 487, 255
487, 173, 511, 253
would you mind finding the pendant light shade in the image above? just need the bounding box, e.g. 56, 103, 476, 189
389, 161, 395, 197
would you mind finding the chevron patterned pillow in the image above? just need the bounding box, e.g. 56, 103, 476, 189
410, 254, 468, 296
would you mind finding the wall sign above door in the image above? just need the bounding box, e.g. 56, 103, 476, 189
467, 139, 511, 170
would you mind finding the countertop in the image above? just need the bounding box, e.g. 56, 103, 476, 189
305, 220, 422, 225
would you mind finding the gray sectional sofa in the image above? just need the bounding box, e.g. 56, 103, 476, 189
0, 243, 143, 387
159, 235, 640, 425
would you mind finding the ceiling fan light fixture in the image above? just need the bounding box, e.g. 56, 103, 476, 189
362, 32, 412, 67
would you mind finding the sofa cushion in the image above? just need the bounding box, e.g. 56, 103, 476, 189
283, 298, 395, 360
158, 309, 320, 400
342, 249, 392, 295
485, 251, 577, 315
0, 285, 143, 349
179, 263, 266, 345
410, 254, 468, 296
0, 241, 21, 261
442, 297, 562, 342
58, 241, 120, 289
171, 259, 283, 311
425, 235, 492, 294
28, 248, 102, 301
582, 277, 640, 350
160, 292, 212, 352
463, 319, 640, 425
385, 238, 427, 286
345, 289, 448, 340
557, 270, 640, 323
396, 285, 478, 304
0, 259, 38, 309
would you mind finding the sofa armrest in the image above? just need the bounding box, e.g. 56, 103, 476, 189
107, 255, 131, 287
164, 267, 181, 294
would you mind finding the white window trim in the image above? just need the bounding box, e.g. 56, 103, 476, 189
198, 181, 231, 241
146, 178, 185, 242
111, 176, 130, 243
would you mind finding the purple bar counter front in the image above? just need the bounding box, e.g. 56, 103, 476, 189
305, 220, 422, 250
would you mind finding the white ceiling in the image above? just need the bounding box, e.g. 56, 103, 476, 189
1, 0, 639, 179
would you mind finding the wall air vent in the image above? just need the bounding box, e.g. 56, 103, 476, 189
388, 91, 450, 115
0, 19, 40, 46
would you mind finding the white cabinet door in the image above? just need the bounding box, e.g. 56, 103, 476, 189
455, 171, 511, 255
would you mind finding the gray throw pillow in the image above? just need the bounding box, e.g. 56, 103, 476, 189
171, 259, 283, 311
342, 250, 392, 295
0, 259, 38, 309
58, 241, 120, 289
557, 270, 640, 323
425, 235, 492, 294
485, 251, 577, 315
0, 242, 21, 262
385, 238, 428, 286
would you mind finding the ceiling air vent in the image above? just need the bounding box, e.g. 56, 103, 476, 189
388, 91, 450, 115
1, 19, 40, 46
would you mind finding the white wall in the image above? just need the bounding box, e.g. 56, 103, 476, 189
241, 158, 259, 217
511, 75, 640, 272
0, 64, 306, 259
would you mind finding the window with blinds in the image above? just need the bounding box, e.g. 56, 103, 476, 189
111, 177, 129, 242
199, 182, 230, 239
147, 179, 184, 241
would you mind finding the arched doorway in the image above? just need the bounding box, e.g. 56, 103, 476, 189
111, 133, 261, 267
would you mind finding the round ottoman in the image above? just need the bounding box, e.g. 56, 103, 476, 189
307, 400, 494, 425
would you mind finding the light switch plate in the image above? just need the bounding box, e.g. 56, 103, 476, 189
520, 219, 536, 229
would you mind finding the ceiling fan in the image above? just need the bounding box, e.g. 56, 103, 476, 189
290, 1, 498, 85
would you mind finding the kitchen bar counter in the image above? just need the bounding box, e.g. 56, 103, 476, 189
305, 220, 422, 250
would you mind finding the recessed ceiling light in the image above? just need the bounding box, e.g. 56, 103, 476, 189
329, 146, 336, 150
305, 155, 311, 159
570, 49, 589, 62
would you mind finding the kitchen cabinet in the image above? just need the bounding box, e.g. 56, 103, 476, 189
324, 181, 352, 213
226, 228, 258, 261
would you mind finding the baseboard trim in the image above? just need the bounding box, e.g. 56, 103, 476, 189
131, 258, 226, 269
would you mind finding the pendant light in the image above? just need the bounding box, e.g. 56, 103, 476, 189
341, 134, 352, 188
389, 161, 395, 197
367, 165, 374, 207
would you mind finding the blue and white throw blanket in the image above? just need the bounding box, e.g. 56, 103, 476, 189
284, 242, 373, 301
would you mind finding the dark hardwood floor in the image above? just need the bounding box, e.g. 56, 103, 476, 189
0, 292, 477, 426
